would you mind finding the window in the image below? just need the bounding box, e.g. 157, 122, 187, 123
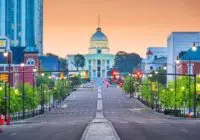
97, 67, 101, 71
154, 55, 158, 60
89, 66, 91, 70
150, 66, 153, 70
187, 64, 194, 75
107, 60, 110, 64
97, 49, 102, 54
97, 60, 101, 65
26, 58, 35, 65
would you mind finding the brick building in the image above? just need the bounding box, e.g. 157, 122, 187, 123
0, 46, 39, 87
177, 46, 200, 75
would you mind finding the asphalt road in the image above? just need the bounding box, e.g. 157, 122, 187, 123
102, 87, 200, 140
1, 84, 200, 140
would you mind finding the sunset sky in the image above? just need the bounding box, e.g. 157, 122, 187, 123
44, 0, 200, 58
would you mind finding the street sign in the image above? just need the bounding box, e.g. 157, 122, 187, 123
0, 39, 6, 47
60, 72, 64, 79
0, 74, 8, 83
152, 82, 155, 91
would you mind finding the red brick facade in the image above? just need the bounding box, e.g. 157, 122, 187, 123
177, 61, 200, 75
0, 51, 38, 87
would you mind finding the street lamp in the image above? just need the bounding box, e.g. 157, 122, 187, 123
174, 57, 180, 113
192, 42, 197, 51
32, 68, 37, 117
41, 73, 44, 77
48, 76, 52, 111
3, 49, 12, 122
20, 62, 25, 119
3, 51, 8, 57
177, 42, 198, 116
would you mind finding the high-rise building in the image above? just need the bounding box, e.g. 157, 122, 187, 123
0, 0, 43, 55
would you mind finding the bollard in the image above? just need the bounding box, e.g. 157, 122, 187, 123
6, 114, 11, 125
0, 114, 5, 132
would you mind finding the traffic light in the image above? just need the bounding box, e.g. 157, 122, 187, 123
134, 70, 143, 80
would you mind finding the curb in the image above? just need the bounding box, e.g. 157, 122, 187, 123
135, 98, 200, 120
81, 119, 120, 140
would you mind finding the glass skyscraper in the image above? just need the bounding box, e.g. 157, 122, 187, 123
0, 0, 43, 55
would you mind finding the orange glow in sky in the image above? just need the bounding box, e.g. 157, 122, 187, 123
44, 0, 200, 58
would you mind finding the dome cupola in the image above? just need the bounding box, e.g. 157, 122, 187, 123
91, 27, 108, 41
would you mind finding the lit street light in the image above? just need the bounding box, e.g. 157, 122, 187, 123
20, 62, 25, 119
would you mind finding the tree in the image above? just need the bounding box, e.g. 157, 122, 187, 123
140, 79, 152, 103
123, 76, 135, 97
73, 54, 85, 71
148, 69, 167, 85
59, 58, 68, 74
114, 51, 141, 73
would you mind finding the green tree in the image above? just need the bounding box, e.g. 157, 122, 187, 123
148, 69, 167, 85
73, 54, 85, 71
140, 79, 152, 103
123, 76, 135, 97
114, 51, 141, 73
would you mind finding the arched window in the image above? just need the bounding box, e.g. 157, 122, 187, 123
26, 58, 35, 65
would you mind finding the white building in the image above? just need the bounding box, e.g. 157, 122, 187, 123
167, 32, 200, 81
67, 26, 115, 80
142, 47, 168, 73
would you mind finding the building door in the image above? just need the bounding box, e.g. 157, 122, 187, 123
97, 60, 101, 77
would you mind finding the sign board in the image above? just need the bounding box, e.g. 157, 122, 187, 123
0, 39, 6, 47
151, 82, 155, 92
0, 74, 8, 83
60, 72, 64, 79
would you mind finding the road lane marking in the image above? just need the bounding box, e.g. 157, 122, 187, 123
97, 100, 103, 110
10, 133, 16, 136
181, 129, 188, 133
81, 87, 120, 140
98, 93, 102, 99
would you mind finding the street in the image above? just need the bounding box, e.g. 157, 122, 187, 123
1, 83, 200, 140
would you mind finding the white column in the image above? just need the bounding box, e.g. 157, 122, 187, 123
0, 0, 6, 36
21, 0, 26, 47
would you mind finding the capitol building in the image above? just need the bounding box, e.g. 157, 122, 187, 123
67, 26, 115, 79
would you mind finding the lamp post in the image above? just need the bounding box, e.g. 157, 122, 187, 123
192, 42, 199, 118
3, 82, 7, 121
41, 73, 45, 114
48, 76, 52, 111
32, 68, 37, 117
175, 57, 180, 113
3, 50, 11, 121
164, 60, 180, 115
20, 63, 25, 119
176, 42, 198, 115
